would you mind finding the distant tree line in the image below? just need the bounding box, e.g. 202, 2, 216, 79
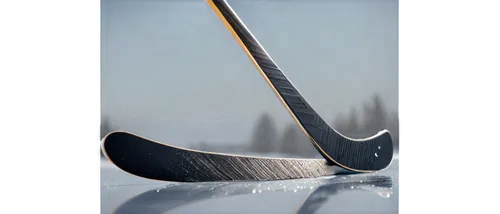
333, 94, 399, 151
101, 93, 398, 159
248, 93, 399, 157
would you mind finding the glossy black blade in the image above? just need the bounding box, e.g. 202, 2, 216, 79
102, 131, 353, 182
207, 0, 394, 171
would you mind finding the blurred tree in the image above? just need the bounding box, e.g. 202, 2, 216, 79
250, 113, 278, 153
387, 112, 399, 151
371, 94, 388, 127
333, 107, 363, 138
331, 94, 398, 152
296, 131, 318, 158
280, 124, 298, 155
360, 94, 399, 151
279, 123, 318, 158
362, 94, 388, 135
360, 104, 371, 137
333, 114, 349, 135
346, 107, 362, 138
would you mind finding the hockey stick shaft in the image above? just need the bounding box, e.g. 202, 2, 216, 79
207, 0, 393, 171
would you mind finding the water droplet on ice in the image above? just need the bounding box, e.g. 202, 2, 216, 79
375, 153, 378, 157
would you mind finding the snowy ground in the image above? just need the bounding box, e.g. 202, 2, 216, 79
101, 157, 399, 214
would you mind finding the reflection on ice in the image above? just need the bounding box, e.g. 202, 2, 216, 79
113, 175, 394, 214
296, 175, 393, 214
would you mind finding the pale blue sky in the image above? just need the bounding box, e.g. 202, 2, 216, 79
101, 0, 398, 146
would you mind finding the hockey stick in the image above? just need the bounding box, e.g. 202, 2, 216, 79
207, 0, 393, 172
102, 131, 353, 182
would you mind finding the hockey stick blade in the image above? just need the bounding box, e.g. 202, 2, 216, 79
101, 131, 354, 182
207, 0, 394, 172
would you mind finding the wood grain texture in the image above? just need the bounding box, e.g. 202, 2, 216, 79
102, 131, 353, 182
208, 0, 394, 171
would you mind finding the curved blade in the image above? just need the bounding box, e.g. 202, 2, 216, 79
102, 131, 353, 182
206, 0, 394, 172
